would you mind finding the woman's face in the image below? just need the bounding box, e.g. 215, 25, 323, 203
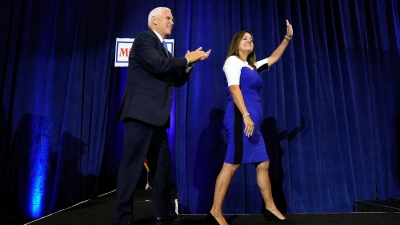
238, 32, 254, 54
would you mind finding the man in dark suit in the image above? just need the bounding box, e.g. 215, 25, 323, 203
113, 7, 211, 225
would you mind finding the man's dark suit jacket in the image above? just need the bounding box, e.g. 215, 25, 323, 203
118, 30, 190, 126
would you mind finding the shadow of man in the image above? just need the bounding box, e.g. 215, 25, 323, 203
51, 132, 87, 211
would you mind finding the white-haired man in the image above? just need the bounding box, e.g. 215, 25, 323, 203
113, 7, 210, 225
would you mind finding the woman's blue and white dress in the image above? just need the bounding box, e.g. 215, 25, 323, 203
223, 56, 270, 164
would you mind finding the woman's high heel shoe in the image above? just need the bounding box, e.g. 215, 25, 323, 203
207, 212, 221, 225
262, 208, 295, 224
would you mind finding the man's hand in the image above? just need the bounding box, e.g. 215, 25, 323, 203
185, 47, 211, 66
199, 49, 211, 61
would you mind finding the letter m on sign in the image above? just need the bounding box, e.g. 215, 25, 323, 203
115, 38, 135, 67
119, 48, 130, 57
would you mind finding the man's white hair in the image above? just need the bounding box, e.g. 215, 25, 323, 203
148, 7, 171, 27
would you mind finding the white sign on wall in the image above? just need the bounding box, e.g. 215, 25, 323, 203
115, 38, 175, 67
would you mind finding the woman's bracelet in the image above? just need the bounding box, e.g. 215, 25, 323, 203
285, 35, 291, 41
243, 113, 250, 118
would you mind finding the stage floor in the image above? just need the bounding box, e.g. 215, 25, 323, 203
3, 189, 400, 225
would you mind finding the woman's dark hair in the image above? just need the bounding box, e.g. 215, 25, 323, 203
225, 30, 256, 69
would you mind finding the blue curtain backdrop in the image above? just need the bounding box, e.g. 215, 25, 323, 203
1, 0, 399, 219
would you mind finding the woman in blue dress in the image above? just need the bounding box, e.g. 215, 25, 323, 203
208, 20, 294, 225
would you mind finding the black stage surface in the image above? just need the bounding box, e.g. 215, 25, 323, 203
2, 189, 400, 225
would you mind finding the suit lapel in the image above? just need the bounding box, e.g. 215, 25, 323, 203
148, 30, 169, 58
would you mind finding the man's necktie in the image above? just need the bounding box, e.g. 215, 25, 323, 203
162, 41, 169, 57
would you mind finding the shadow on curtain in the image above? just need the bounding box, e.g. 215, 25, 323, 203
1, 0, 400, 220
0, 0, 129, 218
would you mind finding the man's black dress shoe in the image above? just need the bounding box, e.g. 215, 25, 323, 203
156, 214, 176, 222
120, 219, 135, 225
155, 214, 187, 224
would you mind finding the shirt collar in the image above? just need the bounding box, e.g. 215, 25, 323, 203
151, 29, 164, 43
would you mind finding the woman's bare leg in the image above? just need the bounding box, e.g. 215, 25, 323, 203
256, 161, 285, 219
210, 163, 240, 225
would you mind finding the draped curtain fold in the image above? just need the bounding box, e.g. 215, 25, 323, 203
0, 0, 399, 219
0, 0, 126, 218
174, 0, 400, 214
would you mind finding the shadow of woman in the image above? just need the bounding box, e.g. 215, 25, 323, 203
397, 113, 400, 184
260, 116, 305, 213
193, 108, 226, 213
5, 114, 53, 217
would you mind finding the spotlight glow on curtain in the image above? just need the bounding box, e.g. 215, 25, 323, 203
28, 135, 50, 218
1, 0, 399, 220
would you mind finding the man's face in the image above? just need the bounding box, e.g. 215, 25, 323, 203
153, 9, 174, 38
